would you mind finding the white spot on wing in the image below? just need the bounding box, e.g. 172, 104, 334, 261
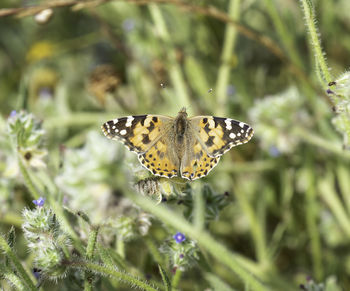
208, 118, 215, 128
239, 122, 245, 128
120, 129, 127, 135
225, 119, 232, 130
113, 119, 119, 124
229, 132, 236, 139
125, 116, 134, 127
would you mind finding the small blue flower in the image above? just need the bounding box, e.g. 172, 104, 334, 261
226, 84, 236, 96
38, 87, 53, 99
33, 197, 46, 207
10, 110, 17, 117
173, 232, 186, 244
269, 146, 280, 157
123, 18, 135, 32
32, 268, 41, 280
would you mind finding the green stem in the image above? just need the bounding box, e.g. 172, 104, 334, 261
145, 237, 166, 267
116, 236, 125, 259
66, 259, 158, 291
337, 164, 350, 215
234, 182, 268, 266
158, 264, 171, 291
293, 127, 350, 160
172, 268, 182, 289
44, 112, 113, 130
98, 243, 126, 270
18, 158, 41, 199
126, 192, 271, 291
318, 172, 350, 238
84, 226, 100, 291
86, 226, 99, 260
3, 272, 25, 291
1, 212, 23, 227
264, 0, 303, 70
304, 165, 323, 280
50, 199, 85, 254
300, 0, 331, 85
149, 4, 190, 111
193, 183, 205, 231
215, 0, 241, 115
0, 234, 37, 291
219, 160, 278, 173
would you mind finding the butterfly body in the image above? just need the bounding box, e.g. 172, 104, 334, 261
102, 108, 253, 181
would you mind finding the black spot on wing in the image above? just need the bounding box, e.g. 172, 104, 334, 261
142, 133, 151, 144
203, 123, 211, 134
205, 135, 215, 147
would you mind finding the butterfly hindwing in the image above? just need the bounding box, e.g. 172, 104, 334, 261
189, 116, 254, 158
138, 138, 179, 178
181, 139, 220, 181
101, 115, 171, 154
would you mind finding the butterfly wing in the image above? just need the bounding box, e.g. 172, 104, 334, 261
101, 115, 170, 153
138, 136, 179, 178
189, 116, 254, 157
102, 114, 179, 178
180, 138, 221, 180
180, 116, 253, 181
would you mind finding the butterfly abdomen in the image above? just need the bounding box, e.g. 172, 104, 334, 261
174, 113, 188, 142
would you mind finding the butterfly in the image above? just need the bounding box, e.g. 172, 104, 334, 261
101, 108, 253, 181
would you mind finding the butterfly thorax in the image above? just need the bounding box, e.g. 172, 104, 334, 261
174, 110, 188, 143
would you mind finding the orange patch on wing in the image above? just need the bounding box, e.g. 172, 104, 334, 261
138, 140, 178, 178
181, 140, 220, 181
129, 116, 163, 152
199, 121, 227, 157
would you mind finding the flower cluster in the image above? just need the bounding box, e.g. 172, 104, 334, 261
7, 110, 47, 169
135, 177, 184, 203
160, 232, 199, 271
327, 72, 350, 148
22, 199, 70, 279
249, 87, 311, 155
55, 131, 120, 223
180, 184, 229, 222
299, 276, 341, 291
107, 199, 153, 240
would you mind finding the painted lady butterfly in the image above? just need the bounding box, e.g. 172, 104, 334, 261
101, 108, 253, 181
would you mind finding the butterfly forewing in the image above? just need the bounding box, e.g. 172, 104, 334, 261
101, 115, 172, 154
189, 116, 254, 158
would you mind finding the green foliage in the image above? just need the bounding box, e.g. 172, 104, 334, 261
0, 0, 349, 290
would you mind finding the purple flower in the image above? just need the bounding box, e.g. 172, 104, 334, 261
32, 268, 41, 280
10, 110, 17, 117
123, 18, 135, 32
269, 146, 280, 157
173, 232, 186, 244
226, 84, 236, 96
38, 87, 53, 99
33, 197, 46, 207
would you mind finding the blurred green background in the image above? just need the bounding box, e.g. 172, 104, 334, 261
0, 0, 350, 290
